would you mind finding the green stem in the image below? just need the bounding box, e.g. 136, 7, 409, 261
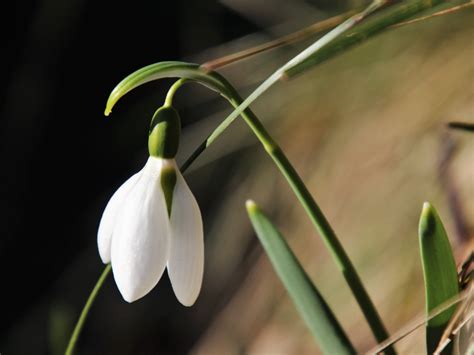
68, 90, 391, 354
226, 94, 394, 353
284, 0, 458, 78
65, 264, 112, 355
164, 78, 188, 106
183, 75, 393, 350
191, 1, 386, 147
70, 79, 392, 353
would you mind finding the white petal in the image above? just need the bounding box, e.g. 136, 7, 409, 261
111, 157, 171, 302
167, 168, 204, 307
97, 172, 141, 263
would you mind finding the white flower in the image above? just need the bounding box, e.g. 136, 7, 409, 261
97, 156, 204, 305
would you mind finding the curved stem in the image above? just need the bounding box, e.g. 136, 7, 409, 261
165, 78, 188, 107
65, 264, 112, 355
183, 78, 393, 351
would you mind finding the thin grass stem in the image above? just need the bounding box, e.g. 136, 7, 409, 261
65, 264, 112, 355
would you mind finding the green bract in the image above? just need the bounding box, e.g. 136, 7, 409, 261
148, 106, 181, 159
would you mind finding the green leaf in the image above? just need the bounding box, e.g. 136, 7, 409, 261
419, 202, 459, 354
104, 61, 234, 115
196, 1, 387, 159
246, 200, 355, 355
283, 0, 457, 78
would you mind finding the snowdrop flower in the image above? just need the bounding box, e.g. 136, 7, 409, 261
97, 106, 204, 306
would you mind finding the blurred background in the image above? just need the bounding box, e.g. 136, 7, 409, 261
2, 0, 473, 354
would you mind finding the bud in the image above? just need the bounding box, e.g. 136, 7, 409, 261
148, 106, 181, 158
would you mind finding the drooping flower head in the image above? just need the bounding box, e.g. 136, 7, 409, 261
98, 106, 204, 305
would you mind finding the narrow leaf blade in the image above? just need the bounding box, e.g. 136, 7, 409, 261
419, 202, 459, 354
246, 200, 355, 355
284, 0, 450, 78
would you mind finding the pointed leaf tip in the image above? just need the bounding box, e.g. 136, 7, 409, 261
418, 202, 459, 354
419, 202, 436, 239
422, 201, 431, 212
245, 199, 257, 212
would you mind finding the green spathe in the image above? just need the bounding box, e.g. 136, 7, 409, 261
148, 106, 181, 159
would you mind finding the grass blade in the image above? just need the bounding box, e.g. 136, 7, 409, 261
419, 202, 460, 354
283, 0, 469, 78
246, 200, 355, 355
